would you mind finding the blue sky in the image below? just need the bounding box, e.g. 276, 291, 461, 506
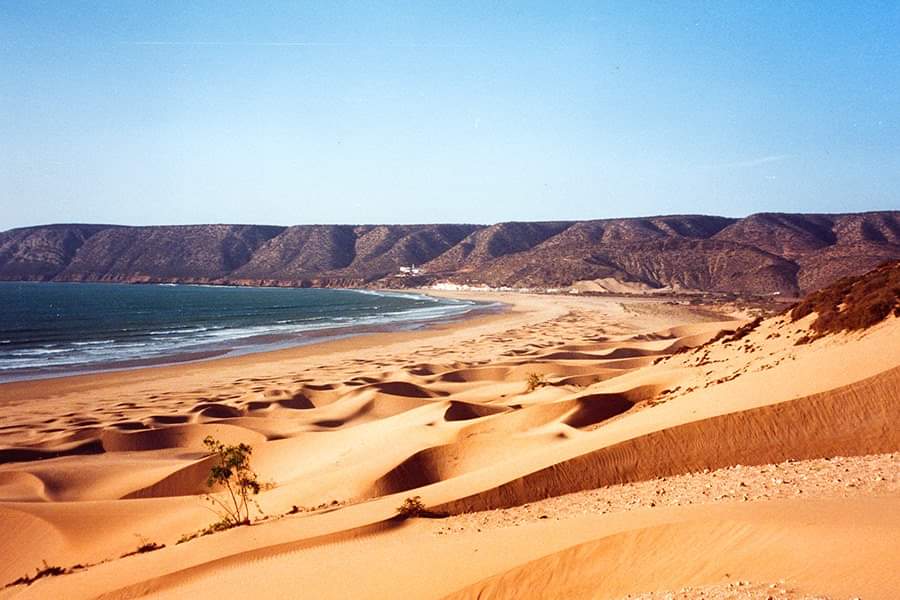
1, 1, 898, 229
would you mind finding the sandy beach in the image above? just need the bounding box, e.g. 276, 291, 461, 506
0, 289, 897, 600
5, 2, 899, 597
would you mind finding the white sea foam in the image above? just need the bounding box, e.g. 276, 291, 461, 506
0, 287, 487, 380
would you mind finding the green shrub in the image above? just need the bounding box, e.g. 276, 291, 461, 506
202, 436, 261, 527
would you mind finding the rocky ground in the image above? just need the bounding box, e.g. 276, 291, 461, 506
434, 454, 897, 599
616, 580, 852, 600
435, 453, 899, 533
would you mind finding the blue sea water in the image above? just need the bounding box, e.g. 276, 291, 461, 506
0, 282, 483, 381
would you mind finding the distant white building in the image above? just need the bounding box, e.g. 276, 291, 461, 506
431, 282, 476, 291
430, 282, 533, 293
398, 265, 423, 276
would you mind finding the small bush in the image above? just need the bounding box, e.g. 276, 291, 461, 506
526, 372, 546, 392
202, 436, 261, 527
397, 496, 426, 518
395, 496, 447, 520
176, 437, 262, 545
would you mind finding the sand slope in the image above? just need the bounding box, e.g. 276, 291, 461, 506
0, 292, 897, 599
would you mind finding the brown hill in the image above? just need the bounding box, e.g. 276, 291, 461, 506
229, 225, 359, 280
425, 221, 576, 273
424, 213, 897, 295
0, 224, 109, 280
55, 225, 285, 283
0, 212, 898, 294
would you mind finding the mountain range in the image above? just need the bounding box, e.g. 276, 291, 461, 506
1, 212, 898, 295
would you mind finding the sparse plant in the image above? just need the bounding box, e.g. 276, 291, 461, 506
121, 535, 165, 558
526, 372, 547, 392
396, 495, 427, 518
6, 561, 70, 588
395, 496, 448, 520
176, 518, 235, 545
202, 436, 261, 527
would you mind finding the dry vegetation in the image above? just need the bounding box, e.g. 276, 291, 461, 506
791, 260, 900, 338
525, 372, 547, 392
4, 562, 77, 589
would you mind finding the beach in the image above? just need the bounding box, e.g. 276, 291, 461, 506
0, 283, 486, 383
0, 290, 897, 599
6, 2, 900, 598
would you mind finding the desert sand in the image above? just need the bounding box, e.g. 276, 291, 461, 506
0, 290, 897, 600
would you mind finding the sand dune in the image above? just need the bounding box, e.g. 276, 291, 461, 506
444, 497, 900, 600
0, 288, 897, 599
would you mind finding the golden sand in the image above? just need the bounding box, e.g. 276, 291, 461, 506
1, 292, 897, 599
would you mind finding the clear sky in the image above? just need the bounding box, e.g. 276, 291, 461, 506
1, 1, 898, 230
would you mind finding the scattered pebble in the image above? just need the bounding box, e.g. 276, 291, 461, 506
611, 579, 848, 599
433, 453, 899, 537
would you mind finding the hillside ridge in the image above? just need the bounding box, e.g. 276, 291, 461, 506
1, 211, 899, 294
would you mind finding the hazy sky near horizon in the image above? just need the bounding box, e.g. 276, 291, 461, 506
1, 1, 898, 230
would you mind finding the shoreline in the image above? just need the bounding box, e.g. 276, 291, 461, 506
0, 291, 730, 445
0, 290, 741, 406
0, 285, 501, 386
0, 291, 534, 404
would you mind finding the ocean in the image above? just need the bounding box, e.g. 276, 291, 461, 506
0, 282, 484, 381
